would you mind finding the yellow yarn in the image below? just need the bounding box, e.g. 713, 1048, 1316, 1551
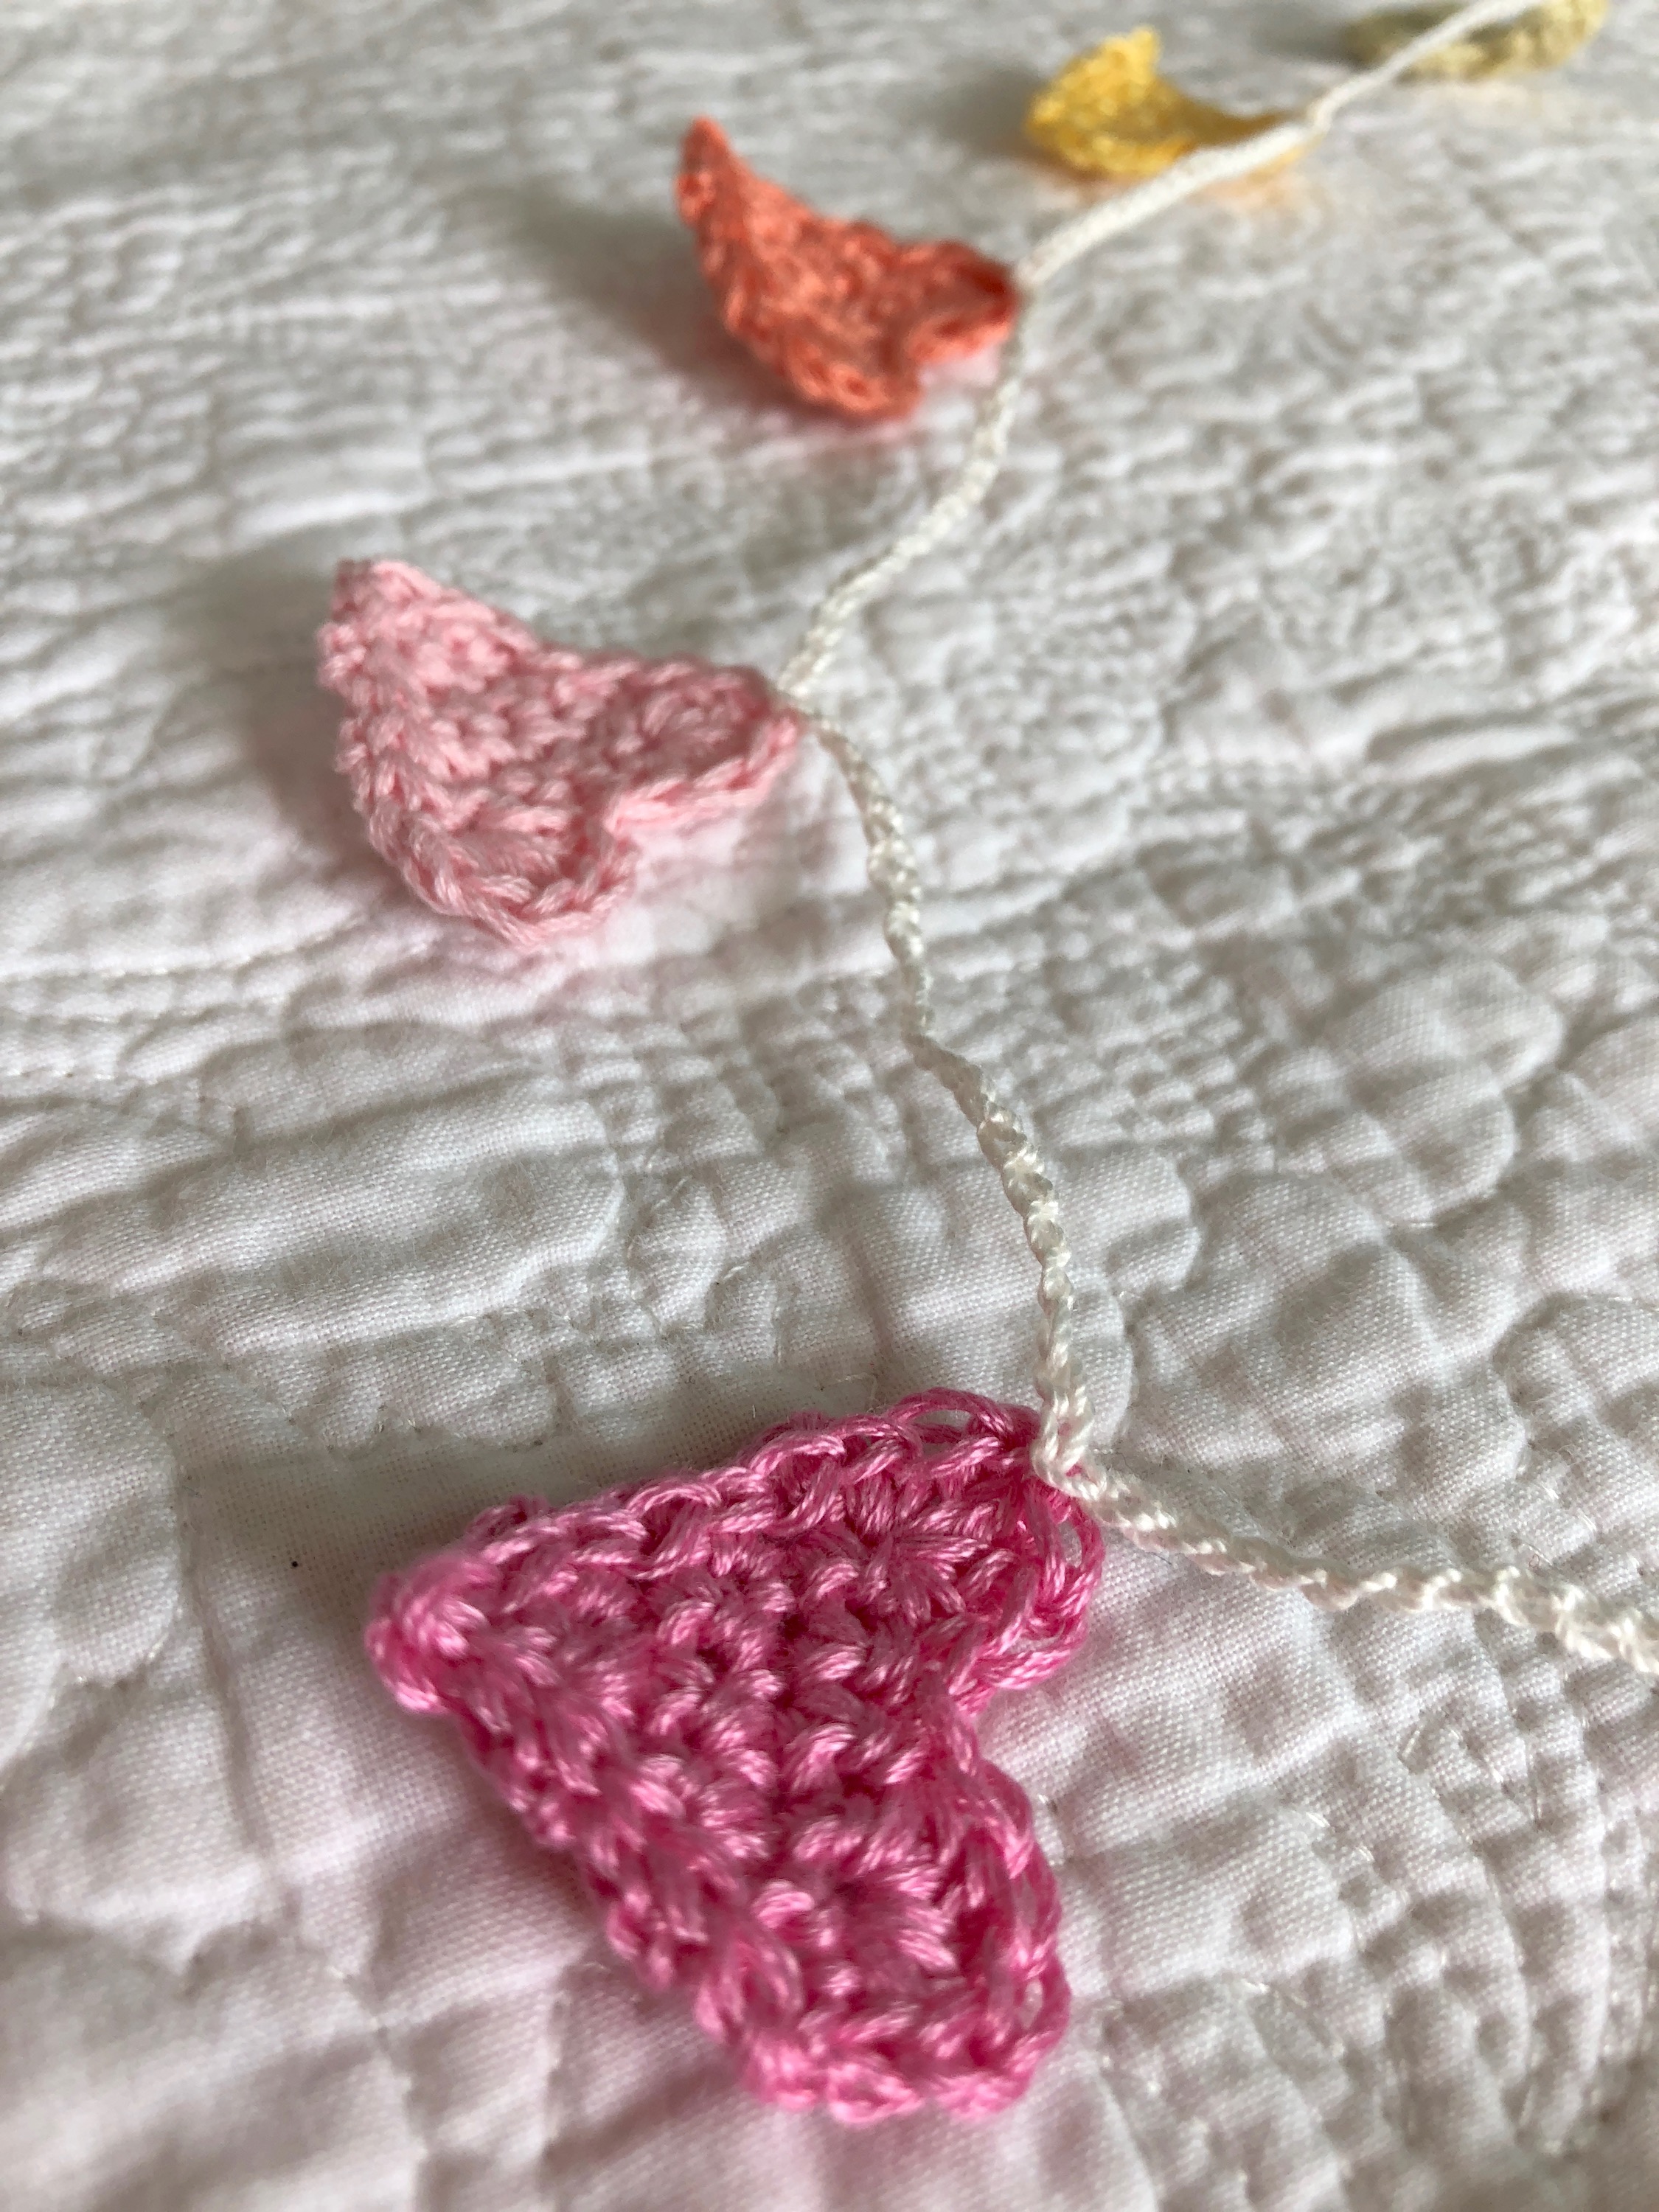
1024, 27, 1290, 181
1344, 0, 1608, 77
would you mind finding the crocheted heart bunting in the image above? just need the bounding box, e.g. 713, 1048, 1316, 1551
366, 1391, 1102, 2122
1026, 28, 1289, 180
1346, 0, 1606, 77
676, 118, 1018, 419
317, 560, 801, 946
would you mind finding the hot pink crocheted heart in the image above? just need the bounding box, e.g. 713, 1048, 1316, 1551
367, 1391, 1102, 2123
317, 560, 802, 947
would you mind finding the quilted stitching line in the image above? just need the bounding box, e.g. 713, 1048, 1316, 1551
0, 917, 365, 989
1306, 1621, 1659, 2183
1055, 1802, 1400, 2203
1582, 1801, 1659, 2149
167, 1399, 439, 2208
0, 1315, 433, 2204
0, 1332, 192, 1803
1470, 1622, 1659, 2157
1394, 1711, 1549, 2137
1490, 1296, 1659, 1593
1095, 1997, 1267, 2212
1095, 1198, 1659, 1637
1095, 1958, 1443, 2211
1298, 1796, 1538, 2160
1234, 1978, 1392, 2208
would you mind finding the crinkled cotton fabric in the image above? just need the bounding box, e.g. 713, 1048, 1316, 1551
3, 2, 1659, 2208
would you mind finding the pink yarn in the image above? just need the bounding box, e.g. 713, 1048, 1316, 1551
366, 1390, 1102, 2122
317, 560, 801, 946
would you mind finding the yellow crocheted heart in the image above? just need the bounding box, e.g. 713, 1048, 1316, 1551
1344, 0, 1608, 78
1025, 27, 1290, 181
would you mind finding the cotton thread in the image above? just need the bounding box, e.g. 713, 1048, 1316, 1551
777, 0, 1659, 1683
366, 1391, 1103, 2123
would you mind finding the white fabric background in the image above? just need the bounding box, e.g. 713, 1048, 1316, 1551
4, 1, 1659, 2204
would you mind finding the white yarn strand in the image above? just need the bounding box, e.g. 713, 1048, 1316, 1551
779, 1, 1659, 1683
803, 708, 1097, 1489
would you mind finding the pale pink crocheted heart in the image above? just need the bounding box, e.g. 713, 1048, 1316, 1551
317, 560, 802, 947
367, 1391, 1102, 2123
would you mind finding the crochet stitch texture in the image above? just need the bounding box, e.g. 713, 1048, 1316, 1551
1346, 0, 1607, 74
319, 559, 801, 946
366, 1391, 1104, 2121
675, 118, 1017, 419
1026, 27, 1288, 180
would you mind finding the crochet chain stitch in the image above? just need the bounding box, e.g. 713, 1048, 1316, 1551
367, 1391, 1104, 2122
775, 0, 1659, 1683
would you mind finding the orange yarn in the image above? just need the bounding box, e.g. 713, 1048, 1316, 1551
675, 119, 1017, 420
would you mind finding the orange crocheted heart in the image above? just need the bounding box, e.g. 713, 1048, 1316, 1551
675, 118, 1017, 420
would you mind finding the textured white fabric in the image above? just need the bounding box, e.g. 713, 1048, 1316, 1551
5, 1, 1659, 2205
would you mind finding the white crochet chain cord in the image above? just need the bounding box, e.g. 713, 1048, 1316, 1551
777, 0, 1659, 1686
